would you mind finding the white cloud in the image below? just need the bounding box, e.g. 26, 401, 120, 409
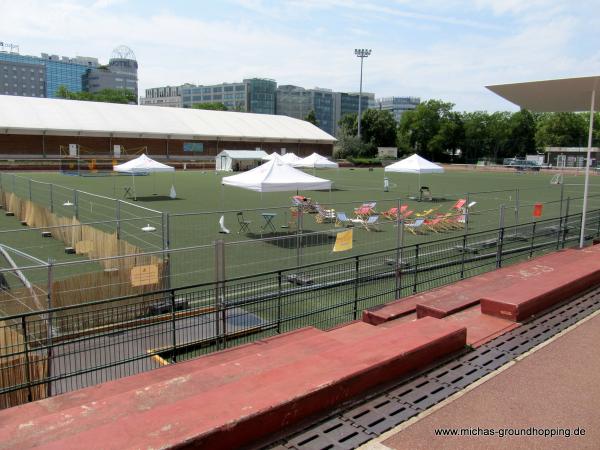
0, 0, 598, 112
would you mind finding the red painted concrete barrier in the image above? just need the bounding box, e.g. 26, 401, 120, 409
0, 318, 466, 449
481, 250, 600, 321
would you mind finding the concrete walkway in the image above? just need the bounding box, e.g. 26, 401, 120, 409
364, 310, 600, 450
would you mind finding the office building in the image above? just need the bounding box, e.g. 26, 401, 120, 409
0, 44, 137, 100
376, 96, 420, 122
276, 85, 334, 135
140, 86, 183, 108
181, 78, 276, 114
333, 91, 375, 135
83, 46, 138, 101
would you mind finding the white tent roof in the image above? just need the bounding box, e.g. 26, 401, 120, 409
280, 152, 303, 164
486, 76, 599, 112
384, 154, 444, 174
113, 154, 175, 173
295, 152, 339, 169
222, 159, 332, 192
0, 95, 336, 143
216, 150, 269, 160
262, 152, 283, 161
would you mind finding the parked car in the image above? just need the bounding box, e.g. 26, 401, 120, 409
505, 159, 542, 171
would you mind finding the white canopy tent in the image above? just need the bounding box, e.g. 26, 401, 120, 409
262, 152, 284, 162
222, 158, 332, 192
280, 152, 303, 165
486, 75, 599, 247
294, 152, 339, 169
384, 154, 444, 195
215, 150, 269, 172
113, 154, 175, 200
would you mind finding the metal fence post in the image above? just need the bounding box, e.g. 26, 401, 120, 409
515, 188, 520, 228
12, 173, 16, 193
277, 271, 282, 334
395, 202, 404, 299
28, 179, 32, 202
353, 256, 359, 320
296, 208, 303, 268
20, 316, 33, 403
214, 239, 226, 350
496, 205, 505, 268
49, 184, 54, 213
73, 190, 79, 220
529, 220, 537, 258
464, 193, 471, 234
562, 197, 571, 249
115, 200, 121, 239
596, 209, 600, 239
460, 234, 467, 279
46, 258, 54, 398
169, 288, 177, 363
413, 243, 420, 294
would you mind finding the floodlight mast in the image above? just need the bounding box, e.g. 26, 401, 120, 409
354, 48, 371, 139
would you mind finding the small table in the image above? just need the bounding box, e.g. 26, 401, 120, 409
260, 212, 277, 233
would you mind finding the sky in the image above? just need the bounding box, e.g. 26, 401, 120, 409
1, 0, 599, 112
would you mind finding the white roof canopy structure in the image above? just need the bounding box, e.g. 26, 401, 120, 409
295, 153, 339, 169
0, 95, 336, 143
221, 159, 332, 193
486, 75, 598, 248
262, 152, 284, 162
384, 154, 444, 174
486, 76, 599, 112
113, 154, 174, 173
280, 153, 303, 164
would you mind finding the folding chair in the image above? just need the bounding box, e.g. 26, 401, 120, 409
315, 204, 336, 223
236, 212, 252, 234
404, 218, 426, 235
419, 186, 432, 201
336, 212, 359, 227
361, 215, 381, 231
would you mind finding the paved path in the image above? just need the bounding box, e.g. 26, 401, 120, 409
365, 310, 600, 450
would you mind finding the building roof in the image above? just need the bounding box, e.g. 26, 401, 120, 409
486, 76, 599, 112
0, 95, 336, 143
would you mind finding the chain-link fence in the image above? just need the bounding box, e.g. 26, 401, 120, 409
0, 207, 598, 408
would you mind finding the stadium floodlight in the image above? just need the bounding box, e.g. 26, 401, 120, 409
141, 224, 156, 232
354, 48, 372, 139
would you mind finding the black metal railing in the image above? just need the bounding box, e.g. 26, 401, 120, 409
0, 209, 598, 408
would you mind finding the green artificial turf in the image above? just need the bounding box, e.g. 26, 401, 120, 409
2, 168, 600, 287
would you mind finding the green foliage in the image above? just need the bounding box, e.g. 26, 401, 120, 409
304, 109, 318, 125
56, 85, 136, 104
346, 156, 381, 166
360, 109, 397, 152
191, 102, 228, 111
535, 112, 589, 148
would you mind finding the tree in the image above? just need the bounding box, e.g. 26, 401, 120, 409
509, 109, 536, 156
338, 113, 358, 137
360, 109, 397, 152
56, 85, 136, 104
535, 112, 589, 148
191, 102, 228, 111
304, 110, 318, 126
396, 99, 455, 160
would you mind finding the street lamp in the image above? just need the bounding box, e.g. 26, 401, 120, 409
354, 48, 371, 139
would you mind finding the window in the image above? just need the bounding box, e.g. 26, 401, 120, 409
224, 86, 233, 92
235, 85, 245, 91
213, 87, 222, 93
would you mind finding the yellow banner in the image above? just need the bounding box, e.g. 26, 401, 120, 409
333, 229, 353, 252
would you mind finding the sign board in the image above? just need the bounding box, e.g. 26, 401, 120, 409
183, 142, 204, 153
377, 147, 398, 159
68, 144, 78, 157
130, 264, 159, 287
533, 203, 543, 218
113, 145, 121, 158
333, 229, 353, 252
